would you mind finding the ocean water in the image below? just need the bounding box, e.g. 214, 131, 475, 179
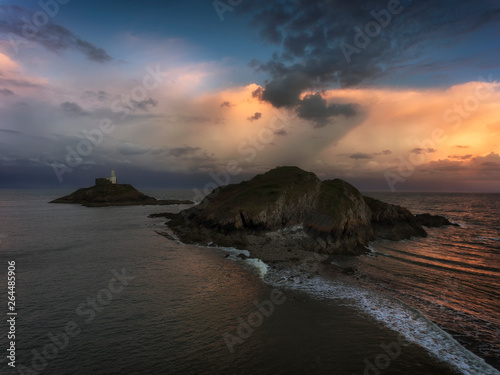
0, 189, 498, 375
358, 193, 500, 369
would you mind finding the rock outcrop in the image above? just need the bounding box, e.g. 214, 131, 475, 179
415, 213, 459, 228
164, 166, 435, 256
50, 183, 193, 207
364, 196, 427, 240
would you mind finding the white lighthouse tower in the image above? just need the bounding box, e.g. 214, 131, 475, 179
94, 170, 118, 186
109, 170, 117, 184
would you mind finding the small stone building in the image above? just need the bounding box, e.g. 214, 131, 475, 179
95, 170, 117, 186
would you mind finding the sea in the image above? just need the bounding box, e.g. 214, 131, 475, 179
0, 189, 498, 375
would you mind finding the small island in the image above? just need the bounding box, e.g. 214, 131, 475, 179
158, 166, 457, 270
50, 170, 194, 207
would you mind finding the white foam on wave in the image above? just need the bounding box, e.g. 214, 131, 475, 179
245, 258, 269, 278
477, 236, 500, 242
456, 221, 476, 229
216, 246, 250, 258
264, 268, 500, 375
365, 243, 378, 255
215, 246, 269, 278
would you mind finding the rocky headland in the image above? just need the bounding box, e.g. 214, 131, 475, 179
50, 183, 193, 207
158, 166, 456, 271
415, 213, 459, 228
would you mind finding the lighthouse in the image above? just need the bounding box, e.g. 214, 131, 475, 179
94, 170, 117, 186
109, 170, 117, 184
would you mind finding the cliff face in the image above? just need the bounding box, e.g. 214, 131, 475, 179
167, 166, 428, 255
364, 196, 428, 240
191, 166, 321, 231
50, 184, 193, 207
306, 179, 373, 254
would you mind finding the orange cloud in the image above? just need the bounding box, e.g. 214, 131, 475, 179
0, 51, 49, 99
317, 81, 500, 170
0, 52, 19, 71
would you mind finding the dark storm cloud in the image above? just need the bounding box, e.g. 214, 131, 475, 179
60, 102, 88, 116
130, 98, 158, 111
259, 71, 311, 108
242, 0, 500, 124
247, 112, 262, 122
0, 88, 14, 96
340, 150, 392, 159
295, 93, 357, 127
173, 115, 211, 124
372, 149, 392, 155
448, 154, 473, 160
83, 90, 110, 102
273, 129, 288, 136
0, 5, 112, 63
416, 153, 500, 176
480, 161, 499, 168
250, 6, 293, 44
412, 148, 436, 154
73, 38, 112, 63
419, 160, 463, 173
0, 161, 223, 189
251, 87, 263, 100
118, 143, 151, 155
349, 152, 372, 160
168, 146, 201, 157
118, 142, 168, 156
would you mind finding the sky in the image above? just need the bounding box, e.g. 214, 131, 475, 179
0, 0, 499, 192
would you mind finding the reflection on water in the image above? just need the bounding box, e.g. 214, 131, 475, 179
353, 192, 500, 369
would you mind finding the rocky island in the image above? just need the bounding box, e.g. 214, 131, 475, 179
159, 166, 456, 269
50, 172, 193, 207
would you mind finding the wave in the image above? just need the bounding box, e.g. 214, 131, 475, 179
245, 258, 270, 279
215, 246, 250, 258
214, 246, 269, 279
174, 234, 499, 374
154, 230, 271, 279
263, 267, 500, 375
477, 236, 500, 242
375, 245, 500, 275
371, 250, 500, 278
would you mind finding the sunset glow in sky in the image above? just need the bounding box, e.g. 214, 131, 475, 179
1, 0, 499, 191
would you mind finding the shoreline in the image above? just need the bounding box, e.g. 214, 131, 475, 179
241, 247, 500, 375
155, 226, 500, 375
